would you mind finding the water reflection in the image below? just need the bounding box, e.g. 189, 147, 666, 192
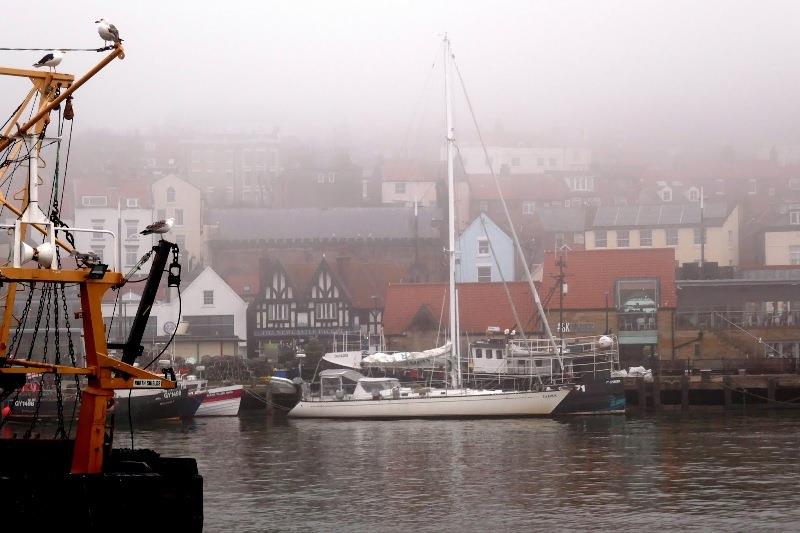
55, 413, 800, 530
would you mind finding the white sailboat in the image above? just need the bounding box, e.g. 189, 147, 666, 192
289, 36, 621, 419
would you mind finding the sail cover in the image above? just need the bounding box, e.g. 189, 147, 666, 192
360, 342, 451, 369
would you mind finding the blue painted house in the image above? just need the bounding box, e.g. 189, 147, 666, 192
455, 213, 515, 282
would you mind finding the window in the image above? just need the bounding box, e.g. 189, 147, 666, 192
534, 359, 544, 368
82, 195, 107, 207
595, 230, 607, 248
495, 349, 503, 360
477, 266, 492, 282
316, 302, 336, 320
176, 234, 186, 249
485, 350, 493, 359
174, 209, 184, 226
616, 230, 630, 247
570, 176, 594, 192
362, 180, 369, 200
267, 304, 289, 321
328, 172, 336, 184
477, 239, 489, 255
693, 227, 706, 245
789, 246, 800, 265
126, 198, 139, 208
316, 173, 325, 184
125, 220, 138, 240
125, 246, 138, 268
90, 245, 104, 261
91, 219, 105, 241
394, 182, 406, 194
511, 157, 520, 167
659, 188, 672, 202
574, 232, 584, 245
688, 188, 700, 202
640, 229, 652, 247
748, 179, 757, 195
157, 209, 166, 220
203, 290, 214, 305
166, 187, 175, 203
474, 348, 483, 359
791, 210, 800, 225
522, 201, 535, 215
666, 228, 679, 246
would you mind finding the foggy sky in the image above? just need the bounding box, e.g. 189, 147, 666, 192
3, 1, 800, 156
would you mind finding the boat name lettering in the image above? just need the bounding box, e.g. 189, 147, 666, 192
133, 379, 162, 388
14, 398, 36, 408
162, 390, 181, 399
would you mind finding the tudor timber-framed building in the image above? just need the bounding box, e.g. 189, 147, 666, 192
247, 255, 409, 358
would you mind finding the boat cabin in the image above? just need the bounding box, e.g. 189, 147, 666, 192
352, 377, 401, 400
319, 368, 364, 399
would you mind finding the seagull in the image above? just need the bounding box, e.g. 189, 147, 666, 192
95, 18, 123, 46
140, 217, 174, 235
33, 50, 64, 71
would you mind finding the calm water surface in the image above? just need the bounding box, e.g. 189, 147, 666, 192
129, 412, 800, 532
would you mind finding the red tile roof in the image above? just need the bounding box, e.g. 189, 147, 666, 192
383, 281, 539, 335
540, 248, 677, 309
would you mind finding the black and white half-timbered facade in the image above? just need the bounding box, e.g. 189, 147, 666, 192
248, 257, 396, 357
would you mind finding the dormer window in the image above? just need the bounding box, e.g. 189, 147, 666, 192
126, 198, 139, 208
687, 188, 700, 202
659, 188, 672, 202
790, 210, 800, 225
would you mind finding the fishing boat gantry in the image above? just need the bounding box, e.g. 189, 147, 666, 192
0, 34, 202, 529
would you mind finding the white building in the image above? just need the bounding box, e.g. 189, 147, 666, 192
454, 145, 591, 175
151, 174, 204, 262
72, 179, 153, 272
102, 266, 248, 361
380, 159, 439, 208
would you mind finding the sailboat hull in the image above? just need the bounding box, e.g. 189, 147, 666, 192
288, 389, 572, 419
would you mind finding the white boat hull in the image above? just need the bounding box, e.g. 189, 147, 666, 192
195, 385, 243, 417
288, 389, 571, 419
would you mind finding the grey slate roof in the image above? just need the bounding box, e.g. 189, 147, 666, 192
592, 201, 729, 228
537, 207, 587, 232
206, 206, 443, 242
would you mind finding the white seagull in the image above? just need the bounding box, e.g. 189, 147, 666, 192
95, 18, 123, 46
33, 50, 64, 71
140, 217, 174, 236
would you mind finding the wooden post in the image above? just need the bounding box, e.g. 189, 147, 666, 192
637, 376, 647, 410
768, 377, 777, 405
681, 374, 690, 411
652, 375, 661, 411
723, 375, 733, 409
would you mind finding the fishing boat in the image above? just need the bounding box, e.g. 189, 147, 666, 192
178, 375, 243, 416
0, 35, 202, 528
289, 36, 623, 419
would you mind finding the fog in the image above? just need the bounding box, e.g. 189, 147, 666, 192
3, 1, 800, 157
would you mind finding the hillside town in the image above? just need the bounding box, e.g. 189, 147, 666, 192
7, 133, 799, 372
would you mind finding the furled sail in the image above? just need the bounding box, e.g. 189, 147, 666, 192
361, 342, 452, 369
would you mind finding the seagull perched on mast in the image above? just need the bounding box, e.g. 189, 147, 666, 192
140, 217, 174, 236
95, 18, 123, 46
33, 50, 64, 71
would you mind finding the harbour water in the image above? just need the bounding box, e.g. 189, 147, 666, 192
124, 413, 800, 531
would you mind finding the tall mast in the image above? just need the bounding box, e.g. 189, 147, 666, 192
443, 34, 460, 388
